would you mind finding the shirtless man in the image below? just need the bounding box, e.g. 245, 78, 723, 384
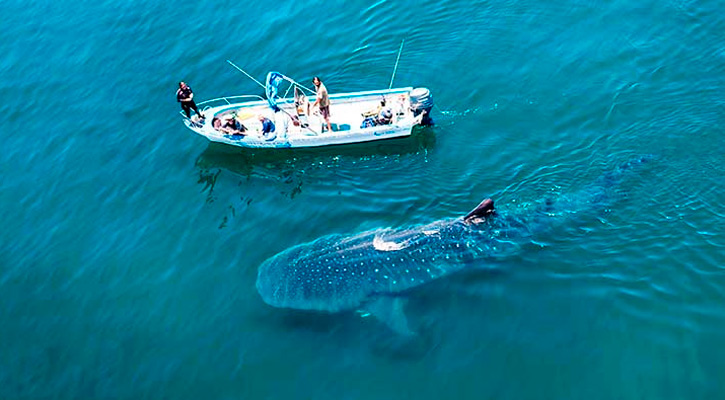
311, 76, 332, 132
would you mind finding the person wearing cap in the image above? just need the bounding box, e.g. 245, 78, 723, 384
311, 76, 332, 132
177, 82, 204, 120
221, 115, 246, 135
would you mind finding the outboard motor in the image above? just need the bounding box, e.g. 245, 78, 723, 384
410, 87, 434, 125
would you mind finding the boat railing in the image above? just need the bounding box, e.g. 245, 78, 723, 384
196, 95, 266, 110
178, 95, 267, 121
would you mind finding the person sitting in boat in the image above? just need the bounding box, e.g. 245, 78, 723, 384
258, 114, 276, 141
221, 116, 247, 136
361, 99, 386, 128
294, 86, 310, 128
375, 99, 394, 125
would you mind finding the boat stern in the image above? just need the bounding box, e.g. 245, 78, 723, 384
410, 87, 434, 126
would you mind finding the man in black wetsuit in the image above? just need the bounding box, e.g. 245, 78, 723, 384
177, 81, 204, 119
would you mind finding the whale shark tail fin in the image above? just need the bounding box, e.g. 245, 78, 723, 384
463, 198, 495, 224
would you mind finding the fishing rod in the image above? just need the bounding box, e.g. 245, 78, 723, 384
281, 74, 316, 96
388, 39, 405, 89
226, 60, 266, 89
226, 61, 322, 134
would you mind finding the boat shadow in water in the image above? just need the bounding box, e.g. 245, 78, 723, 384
196, 128, 435, 185
194, 128, 436, 227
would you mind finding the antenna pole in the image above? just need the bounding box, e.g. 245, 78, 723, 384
388, 39, 405, 89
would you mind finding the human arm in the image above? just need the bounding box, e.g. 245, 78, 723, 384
177, 88, 194, 102
311, 87, 323, 109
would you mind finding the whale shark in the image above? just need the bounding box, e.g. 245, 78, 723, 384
256, 157, 650, 333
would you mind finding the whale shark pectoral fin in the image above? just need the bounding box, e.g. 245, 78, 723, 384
360, 296, 415, 336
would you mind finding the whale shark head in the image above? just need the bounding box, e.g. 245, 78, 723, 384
256, 234, 375, 312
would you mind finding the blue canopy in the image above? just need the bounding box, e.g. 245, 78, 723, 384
265, 72, 317, 111
265, 71, 286, 110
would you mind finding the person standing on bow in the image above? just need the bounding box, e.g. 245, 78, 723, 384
311, 76, 332, 132
177, 81, 204, 120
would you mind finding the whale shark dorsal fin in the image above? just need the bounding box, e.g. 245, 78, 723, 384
463, 198, 495, 224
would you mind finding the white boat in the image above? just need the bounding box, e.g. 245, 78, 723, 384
181, 71, 433, 149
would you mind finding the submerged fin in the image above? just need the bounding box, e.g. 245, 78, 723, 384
463, 198, 495, 224
361, 296, 414, 336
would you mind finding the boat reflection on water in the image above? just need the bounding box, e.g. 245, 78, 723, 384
193, 128, 436, 228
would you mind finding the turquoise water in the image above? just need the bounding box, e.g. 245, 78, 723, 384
2, 0, 724, 398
